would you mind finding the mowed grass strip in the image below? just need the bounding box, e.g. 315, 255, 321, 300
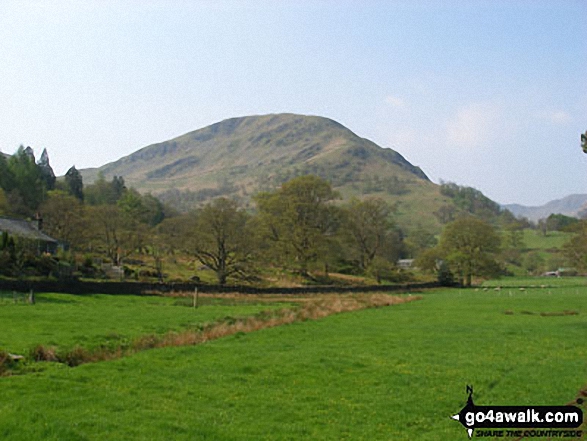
1, 284, 587, 440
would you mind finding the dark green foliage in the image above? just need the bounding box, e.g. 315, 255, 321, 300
0, 232, 58, 278
84, 173, 126, 205
439, 181, 511, 224
255, 176, 339, 275
4, 146, 46, 216
340, 198, 399, 272
438, 216, 501, 286
436, 260, 455, 286
404, 225, 437, 257
563, 223, 587, 271
546, 213, 579, 232
37, 148, 56, 191
64, 166, 84, 201
0, 153, 15, 192
522, 251, 546, 275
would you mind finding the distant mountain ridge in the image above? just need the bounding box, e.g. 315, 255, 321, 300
81, 113, 428, 188
77, 113, 518, 232
79, 113, 458, 230
503, 194, 587, 222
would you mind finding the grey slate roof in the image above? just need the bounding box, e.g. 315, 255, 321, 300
0, 217, 58, 243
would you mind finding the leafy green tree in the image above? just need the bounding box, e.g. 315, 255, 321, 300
438, 216, 501, 286
341, 198, 395, 271
190, 198, 254, 285
581, 131, 587, 154
255, 175, 338, 275
546, 213, 579, 232
87, 205, 146, 266
117, 189, 165, 227
405, 225, 438, 257
433, 204, 457, 224
522, 251, 545, 276
65, 166, 84, 201
85, 173, 126, 205
40, 190, 86, 248
563, 224, 587, 271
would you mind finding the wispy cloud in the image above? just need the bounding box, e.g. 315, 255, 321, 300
385, 95, 406, 108
446, 103, 500, 149
545, 110, 572, 125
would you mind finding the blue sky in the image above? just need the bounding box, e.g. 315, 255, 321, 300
1, 0, 585, 206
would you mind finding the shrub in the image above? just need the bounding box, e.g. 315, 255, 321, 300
0, 350, 12, 375
29, 344, 58, 362
59, 346, 91, 367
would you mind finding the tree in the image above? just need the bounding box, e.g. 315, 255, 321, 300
65, 166, 84, 201
37, 148, 56, 191
545, 213, 579, 232
84, 173, 126, 205
438, 216, 501, 286
7, 146, 46, 215
341, 198, 395, 271
581, 131, 587, 154
255, 175, 338, 275
563, 223, 587, 271
522, 251, 545, 276
404, 225, 438, 258
434, 204, 457, 224
0, 189, 8, 216
117, 190, 165, 227
190, 198, 254, 285
0, 153, 15, 192
87, 205, 146, 266
40, 190, 86, 248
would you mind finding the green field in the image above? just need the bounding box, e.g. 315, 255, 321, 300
0, 293, 286, 355
1, 282, 587, 440
522, 229, 573, 251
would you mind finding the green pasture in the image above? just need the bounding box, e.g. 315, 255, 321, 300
1, 281, 587, 440
0, 292, 285, 355
523, 229, 572, 251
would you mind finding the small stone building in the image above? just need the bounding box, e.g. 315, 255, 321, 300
0, 217, 59, 254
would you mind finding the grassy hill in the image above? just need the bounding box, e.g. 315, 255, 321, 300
80, 114, 456, 231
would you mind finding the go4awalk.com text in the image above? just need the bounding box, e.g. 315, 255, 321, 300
451, 386, 583, 439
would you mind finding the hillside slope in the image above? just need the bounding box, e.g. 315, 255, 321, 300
80, 113, 452, 231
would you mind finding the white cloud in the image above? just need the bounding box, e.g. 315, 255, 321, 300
545, 110, 572, 125
446, 103, 500, 149
385, 95, 405, 108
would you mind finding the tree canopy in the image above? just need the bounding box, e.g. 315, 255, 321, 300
255, 175, 339, 275
438, 216, 501, 286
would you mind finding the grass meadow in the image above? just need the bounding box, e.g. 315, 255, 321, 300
0, 293, 288, 355
1, 281, 587, 440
